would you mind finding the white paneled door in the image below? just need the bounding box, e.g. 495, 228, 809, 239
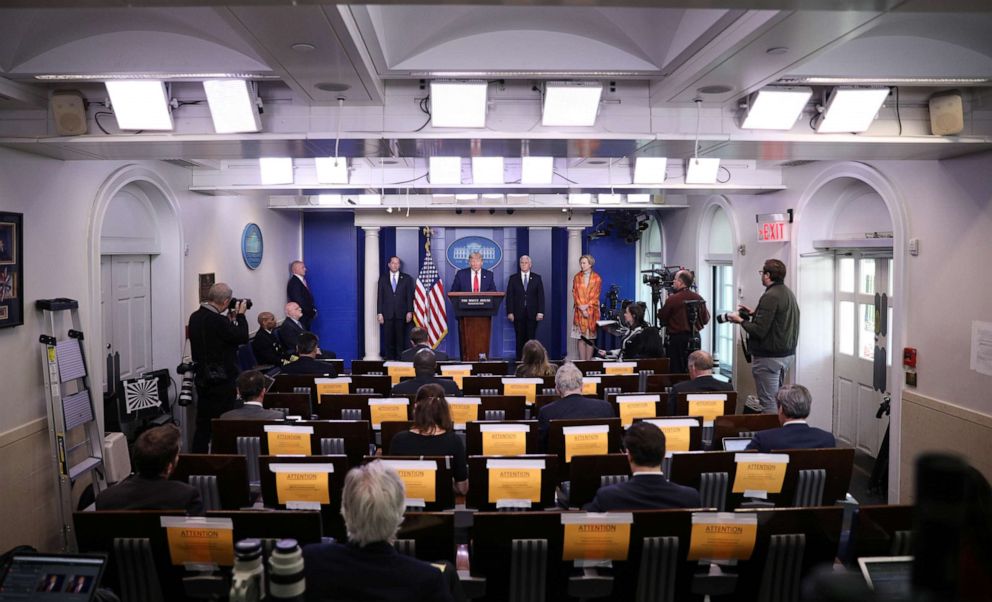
833, 254, 891, 456
101, 255, 152, 387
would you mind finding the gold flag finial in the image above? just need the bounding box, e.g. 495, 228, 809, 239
423, 226, 433, 253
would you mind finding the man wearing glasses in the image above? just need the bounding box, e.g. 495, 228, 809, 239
726, 259, 799, 413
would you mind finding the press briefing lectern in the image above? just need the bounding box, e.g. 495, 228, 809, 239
448, 291, 504, 361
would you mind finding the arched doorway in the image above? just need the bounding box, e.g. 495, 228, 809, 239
696, 197, 738, 381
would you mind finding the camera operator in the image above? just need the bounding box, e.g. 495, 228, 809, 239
187, 283, 249, 452
597, 302, 665, 361
725, 259, 799, 414
659, 270, 709, 374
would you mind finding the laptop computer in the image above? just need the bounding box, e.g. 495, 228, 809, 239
0, 553, 106, 601
722, 436, 753, 451
858, 555, 913, 599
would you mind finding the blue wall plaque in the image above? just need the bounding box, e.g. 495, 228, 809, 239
241, 223, 263, 270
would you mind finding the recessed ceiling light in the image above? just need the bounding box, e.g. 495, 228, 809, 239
766, 47, 789, 55
315, 82, 351, 93
292, 43, 316, 53
817, 87, 890, 133
741, 86, 812, 130
105, 80, 173, 130
542, 82, 603, 127
429, 157, 463, 184
430, 81, 488, 128
697, 84, 733, 95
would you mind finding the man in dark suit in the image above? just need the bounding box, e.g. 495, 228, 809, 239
450, 251, 496, 294
220, 370, 286, 420
251, 311, 289, 367
668, 350, 734, 414
187, 282, 249, 452
391, 349, 461, 396
377, 255, 415, 360
538, 362, 614, 451
584, 422, 701, 512
505, 255, 545, 360
303, 461, 455, 602
287, 260, 316, 329
96, 424, 203, 514
746, 384, 836, 452
276, 302, 306, 354
400, 327, 449, 362
280, 333, 338, 376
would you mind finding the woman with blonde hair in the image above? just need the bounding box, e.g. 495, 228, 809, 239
515, 340, 558, 377
572, 254, 602, 360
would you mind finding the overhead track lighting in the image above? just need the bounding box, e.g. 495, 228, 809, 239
542, 81, 603, 127
105, 80, 173, 130
741, 86, 812, 130
816, 87, 890, 133
430, 81, 488, 128
259, 157, 293, 185
203, 79, 261, 133
633, 157, 668, 184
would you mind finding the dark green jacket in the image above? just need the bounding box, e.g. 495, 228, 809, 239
742, 281, 799, 357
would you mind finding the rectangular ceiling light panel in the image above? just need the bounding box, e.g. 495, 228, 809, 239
598, 194, 622, 205
430, 81, 488, 128
203, 79, 261, 133
568, 193, 593, 205
429, 156, 463, 184
472, 157, 505, 184
315, 157, 349, 184
627, 194, 651, 203
742, 86, 812, 130
105, 80, 173, 130
316, 194, 342, 205
685, 158, 721, 185
259, 157, 294, 185
357, 194, 382, 206
817, 87, 890, 133
633, 157, 668, 184
542, 82, 603, 126
521, 157, 554, 184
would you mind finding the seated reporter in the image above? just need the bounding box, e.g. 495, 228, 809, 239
597, 302, 665, 361
391, 349, 461, 396
303, 461, 456, 602
219, 370, 286, 420
537, 362, 614, 451
279, 333, 337, 376
514, 339, 558, 377
746, 384, 836, 452
667, 350, 733, 415
400, 327, 449, 362
95, 424, 203, 515
584, 422, 701, 512
389, 384, 468, 495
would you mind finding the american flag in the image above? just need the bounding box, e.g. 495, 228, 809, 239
414, 250, 448, 347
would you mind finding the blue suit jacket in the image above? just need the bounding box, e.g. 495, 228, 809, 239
584, 474, 702, 512
450, 268, 496, 293
537, 394, 615, 451
745, 422, 836, 452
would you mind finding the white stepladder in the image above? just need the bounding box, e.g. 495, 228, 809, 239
37, 298, 107, 552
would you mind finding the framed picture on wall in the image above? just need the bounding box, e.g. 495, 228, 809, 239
0, 212, 24, 328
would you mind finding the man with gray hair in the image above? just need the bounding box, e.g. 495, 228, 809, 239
505, 255, 545, 360
746, 384, 836, 452
303, 461, 455, 601
668, 350, 733, 415
537, 362, 614, 451
188, 282, 249, 452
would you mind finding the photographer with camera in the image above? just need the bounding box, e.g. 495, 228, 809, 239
187, 282, 250, 452
659, 270, 709, 374
724, 259, 799, 414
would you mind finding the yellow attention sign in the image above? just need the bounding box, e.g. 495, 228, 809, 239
275, 471, 330, 504
165, 526, 235, 566
386, 365, 415, 385
488, 467, 542, 503
605, 364, 635, 375
563, 427, 609, 462
266, 431, 311, 456
688, 397, 726, 424
658, 425, 691, 452
618, 400, 658, 427
688, 517, 757, 560
448, 402, 479, 426
503, 382, 537, 404
562, 523, 632, 561
396, 468, 437, 502
482, 429, 527, 456
581, 380, 599, 395
369, 402, 408, 428
732, 455, 788, 494
441, 367, 472, 389
316, 381, 350, 396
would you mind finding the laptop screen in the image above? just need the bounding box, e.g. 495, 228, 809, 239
858, 556, 913, 599
722, 437, 753, 451
0, 554, 106, 601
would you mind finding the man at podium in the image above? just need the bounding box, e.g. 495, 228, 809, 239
450, 251, 496, 293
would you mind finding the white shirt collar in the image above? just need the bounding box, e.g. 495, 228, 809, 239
632, 470, 664, 476
243, 401, 263, 407
783, 419, 808, 426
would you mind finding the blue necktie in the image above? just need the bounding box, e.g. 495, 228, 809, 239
391, 273, 397, 292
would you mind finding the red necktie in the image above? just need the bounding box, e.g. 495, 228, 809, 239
473, 272, 480, 293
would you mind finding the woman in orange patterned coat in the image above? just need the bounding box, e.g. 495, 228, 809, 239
572, 254, 602, 360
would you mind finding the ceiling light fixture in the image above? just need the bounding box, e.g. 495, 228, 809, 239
782, 76, 990, 86
259, 157, 294, 185
627, 194, 651, 204
315, 157, 349, 184
429, 157, 463, 184
568, 193, 593, 205
316, 194, 342, 205
741, 86, 812, 130
471, 157, 504, 184
686, 99, 720, 184
633, 157, 668, 184
203, 80, 261, 134
357, 194, 382, 206
598, 194, 622, 205
521, 157, 554, 185
105, 80, 173, 130
430, 81, 488, 128
542, 81, 603, 127
816, 87, 890, 133
41, 72, 280, 81
455, 194, 479, 201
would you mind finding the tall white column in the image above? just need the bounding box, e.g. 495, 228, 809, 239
363, 227, 382, 360
566, 226, 584, 360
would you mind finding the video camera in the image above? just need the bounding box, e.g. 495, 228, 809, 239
640, 266, 682, 292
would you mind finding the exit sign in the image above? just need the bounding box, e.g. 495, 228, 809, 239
756, 211, 793, 243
